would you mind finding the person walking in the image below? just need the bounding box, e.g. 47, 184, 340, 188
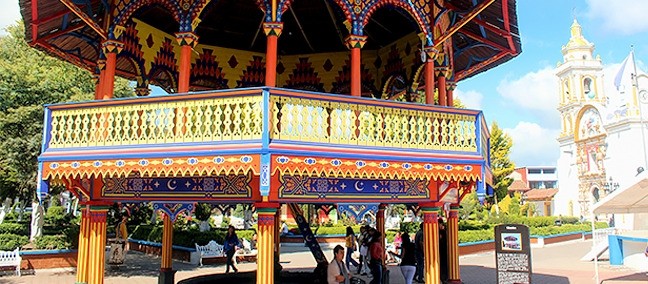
345, 226, 360, 270
359, 226, 372, 276
327, 245, 351, 284
398, 232, 416, 284
439, 219, 448, 282
224, 225, 240, 273
368, 230, 384, 284
414, 223, 424, 283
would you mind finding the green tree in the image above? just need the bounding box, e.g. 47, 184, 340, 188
0, 22, 134, 204
489, 122, 515, 202
458, 191, 482, 220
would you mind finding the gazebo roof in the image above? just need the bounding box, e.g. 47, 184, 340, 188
20, 0, 521, 93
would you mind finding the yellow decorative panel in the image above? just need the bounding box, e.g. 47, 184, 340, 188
47, 95, 264, 148
269, 94, 478, 152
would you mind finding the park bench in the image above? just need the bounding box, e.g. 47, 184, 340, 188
195, 240, 224, 266
0, 248, 21, 276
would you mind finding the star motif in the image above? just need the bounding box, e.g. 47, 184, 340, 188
154, 181, 160, 187
340, 183, 347, 189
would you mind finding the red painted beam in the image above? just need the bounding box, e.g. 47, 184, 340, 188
459, 29, 515, 55
455, 50, 507, 81
501, 0, 517, 54
434, 0, 496, 48
58, 0, 106, 39
30, 0, 39, 42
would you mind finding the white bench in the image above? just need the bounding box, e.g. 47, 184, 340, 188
195, 240, 224, 266
0, 248, 21, 276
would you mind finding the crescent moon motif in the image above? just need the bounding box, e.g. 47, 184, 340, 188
167, 180, 177, 190
354, 181, 364, 192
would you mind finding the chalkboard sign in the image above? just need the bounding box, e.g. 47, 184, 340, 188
495, 224, 532, 284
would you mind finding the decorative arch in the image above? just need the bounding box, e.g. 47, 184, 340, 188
149, 67, 178, 93
574, 105, 605, 141
360, 0, 432, 45
112, 0, 183, 37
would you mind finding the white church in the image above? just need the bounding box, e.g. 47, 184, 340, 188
553, 20, 648, 230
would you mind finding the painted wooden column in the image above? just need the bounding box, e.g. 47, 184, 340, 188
176, 32, 198, 93
376, 204, 386, 265
346, 35, 367, 97
447, 81, 456, 107
100, 40, 123, 100
255, 203, 279, 284
423, 46, 439, 105
421, 204, 441, 284
87, 205, 109, 284
94, 59, 106, 100
75, 206, 91, 284
264, 22, 283, 87
436, 67, 448, 106
446, 204, 461, 284
160, 213, 175, 284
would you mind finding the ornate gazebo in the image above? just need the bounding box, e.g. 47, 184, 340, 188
19, 0, 521, 283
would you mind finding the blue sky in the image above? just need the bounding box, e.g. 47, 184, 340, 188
3, 0, 648, 167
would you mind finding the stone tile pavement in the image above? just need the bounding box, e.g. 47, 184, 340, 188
1, 240, 646, 284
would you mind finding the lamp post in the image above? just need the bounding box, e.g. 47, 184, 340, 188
603, 176, 620, 194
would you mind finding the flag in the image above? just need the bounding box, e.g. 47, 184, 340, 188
614, 50, 635, 92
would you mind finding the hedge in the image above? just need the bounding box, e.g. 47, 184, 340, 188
0, 222, 29, 235
0, 233, 29, 251
34, 235, 71, 250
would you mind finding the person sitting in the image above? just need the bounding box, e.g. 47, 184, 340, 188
328, 245, 352, 284
281, 221, 291, 236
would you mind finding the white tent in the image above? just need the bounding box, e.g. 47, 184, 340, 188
593, 170, 648, 214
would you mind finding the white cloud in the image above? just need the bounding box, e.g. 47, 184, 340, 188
454, 89, 483, 110
586, 0, 648, 35
0, 0, 22, 35
496, 67, 558, 112
504, 122, 560, 167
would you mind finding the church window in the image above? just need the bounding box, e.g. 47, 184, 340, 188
583, 78, 592, 95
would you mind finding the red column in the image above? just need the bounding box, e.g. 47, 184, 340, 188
75, 206, 91, 284
346, 35, 367, 97
255, 203, 280, 284
423, 46, 438, 105
421, 204, 441, 284
447, 81, 456, 107
264, 22, 283, 87
160, 213, 175, 283
100, 40, 123, 100
87, 205, 109, 284
175, 32, 198, 93
94, 60, 105, 100
437, 68, 447, 106
447, 204, 461, 283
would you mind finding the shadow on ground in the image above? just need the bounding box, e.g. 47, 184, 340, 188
178, 271, 329, 284
461, 265, 570, 284
601, 272, 648, 283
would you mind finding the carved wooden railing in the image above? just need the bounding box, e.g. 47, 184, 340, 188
43, 88, 488, 158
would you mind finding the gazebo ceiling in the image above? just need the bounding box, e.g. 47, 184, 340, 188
20, 0, 521, 91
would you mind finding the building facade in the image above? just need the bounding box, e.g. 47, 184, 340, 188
509, 167, 558, 216
554, 20, 648, 229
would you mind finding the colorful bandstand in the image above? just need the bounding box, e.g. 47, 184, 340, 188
19, 0, 521, 283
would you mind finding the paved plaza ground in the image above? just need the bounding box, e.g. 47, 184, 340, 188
1, 239, 647, 284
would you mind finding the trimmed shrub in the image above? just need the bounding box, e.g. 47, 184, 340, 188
458, 229, 493, 243
34, 235, 71, 250
0, 222, 29, 235
458, 220, 490, 231
0, 233, 29, 250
